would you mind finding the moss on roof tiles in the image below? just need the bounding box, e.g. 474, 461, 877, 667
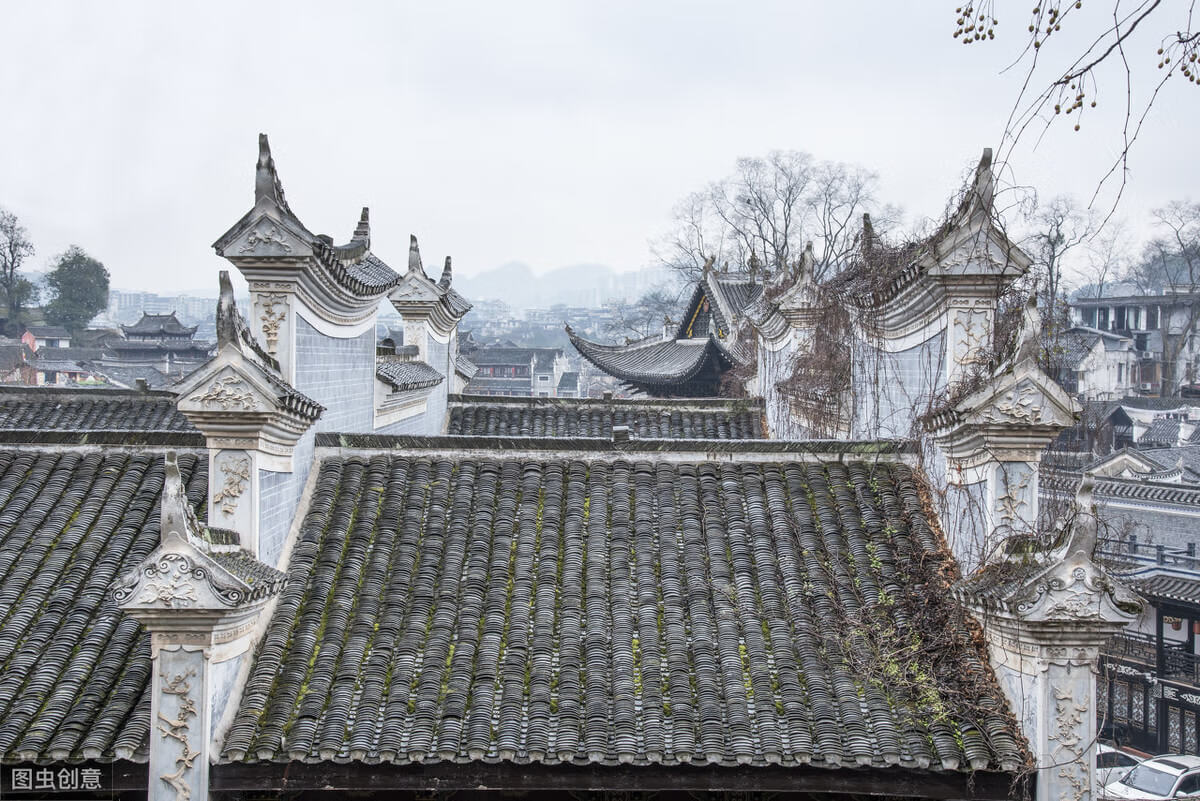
223, 453, 1025, 772
0, 450, 208, 763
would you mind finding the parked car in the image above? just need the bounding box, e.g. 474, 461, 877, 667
1098, 743, 1144, 787
1104, 754, 1200, 799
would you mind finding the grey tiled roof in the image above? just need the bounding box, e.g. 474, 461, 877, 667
557, 371, 579, 392
25, 325, 71, 339
568, 334, 719, 387
0, 449, 209, 762
446, 397, 764, 438
312, 244, 402, 297
375, 359, 444, 392
1131, 573, 1200, 607
120, 313, 197, 338
223, 451, 1024, 771
0, 387, 195, 432
346, 253, 402, 290
454, 354, 477, 380
1140, 418, 1181, 447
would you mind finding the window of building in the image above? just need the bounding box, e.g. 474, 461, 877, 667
1147, 306, 1160, 330
539, 375, 549, 382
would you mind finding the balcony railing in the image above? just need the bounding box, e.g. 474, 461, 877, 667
1107, 631, 1200, 685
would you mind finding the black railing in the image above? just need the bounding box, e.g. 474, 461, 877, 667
1106, 631, 1200, 684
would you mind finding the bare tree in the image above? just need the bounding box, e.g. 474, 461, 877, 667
1024, 195, 1097, 319
604, 287, 682, 342
0, 208, 35, 332
1078, 217, 1133, 298
652, 150, 893, 284
954, 2, 1200, 210
1129, 201, 1200, 395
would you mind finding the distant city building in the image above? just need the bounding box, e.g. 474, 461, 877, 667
465, 347, 569, 397
1071, 284, 1200, 395
1047, 325, 1138, 400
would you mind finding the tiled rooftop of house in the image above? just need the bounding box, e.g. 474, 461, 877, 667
222, 439, 1024, 773
0, 387, 195, 433
447, 395, 765, 439
0, 448, 209, 761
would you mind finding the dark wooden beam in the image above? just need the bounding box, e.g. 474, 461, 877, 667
210, 761, 1022, 800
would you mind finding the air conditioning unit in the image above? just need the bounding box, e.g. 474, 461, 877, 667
1140, 382, 1155, 392
1141, 350, 1155, 359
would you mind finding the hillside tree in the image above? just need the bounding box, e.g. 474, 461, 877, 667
44, 246, 110, 334
0, 208, 36, 333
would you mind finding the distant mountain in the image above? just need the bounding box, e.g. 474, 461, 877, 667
455, 262, 674, 309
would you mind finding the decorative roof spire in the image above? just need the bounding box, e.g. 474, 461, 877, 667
408, 234, 426, 277
861, 213, 877, 257
1012, 290, 1042, 366
216, 270, 239, 349
972, 147, 995, 214
1064, 474, 1098, 559
438, 255, 453, 290
701, 254, 715, 280
254, 133, 290, 212
353, 207, 370, 246
798, 241, 815, 283
160, 451, 202, 545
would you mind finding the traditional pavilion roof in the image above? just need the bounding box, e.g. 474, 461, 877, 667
120, 312, 197, 339
446, 394, 765, 439
1130, 572, 1200, 609
566, 271, 761, 397
566, 331, 733, 397
0, 387, 195, 433
222, 436, 1025, 778
0, 448, 211, 762
375, 358, 445, 392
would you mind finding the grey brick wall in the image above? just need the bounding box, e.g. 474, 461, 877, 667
258, 430, 314, 568
852, 330, 946, 439
256, 315, 375, 567
293, 316, 375, 433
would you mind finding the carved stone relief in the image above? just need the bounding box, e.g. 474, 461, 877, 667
987, 382, 1051, 425
157, 666, 199, 801
994, 462, 1034, 532
951, 307, 991, 367
257, 293, 288, 355
112, 552, 247, 608
189, 376, 258, 411
1048, 670, 1089, 801
239, 222, 292, 255
212, 456, 250, 517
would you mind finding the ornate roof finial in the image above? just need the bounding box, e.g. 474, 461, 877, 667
1064, 473, 1098, 559
973, 147, 995, 214
254, 133, 289, 210
216, 270, 239, 349
353, 207, 370, 245
438, 256, 453, 290
798, 241, 815, 283
701, 254, 715, 279
161, 451, 202, 545
1012, 290, 1042, 366
408, 234, 426, 277
861, 213, 875, 256
748, 251, 761, 279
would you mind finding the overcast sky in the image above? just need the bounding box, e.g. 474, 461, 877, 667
2, 1, 1197, 294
